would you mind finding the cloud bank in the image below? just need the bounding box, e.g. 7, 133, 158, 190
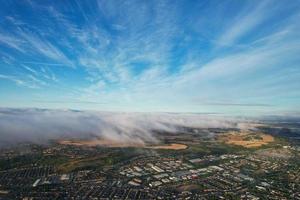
0, 108, 249, 148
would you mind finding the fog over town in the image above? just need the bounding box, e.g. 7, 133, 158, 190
0, 108, 251, 147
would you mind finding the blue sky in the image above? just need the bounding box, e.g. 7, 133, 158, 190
0, 0, 299, 115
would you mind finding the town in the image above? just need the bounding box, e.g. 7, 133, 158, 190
0, 125, 299, 200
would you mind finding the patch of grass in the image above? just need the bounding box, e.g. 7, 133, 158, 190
36, 155, 70, 166
57, 150, 141, 173
57, 154, 111, 173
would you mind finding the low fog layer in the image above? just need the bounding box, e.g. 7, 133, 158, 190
0, 108, 251, 147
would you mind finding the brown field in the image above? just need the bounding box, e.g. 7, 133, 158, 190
58, 139, 187, 150
218, 131, 274, 148
59, 139, 145, 148
146, 143, 187, 150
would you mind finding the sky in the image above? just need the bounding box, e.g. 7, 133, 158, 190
0, 0, 299, 115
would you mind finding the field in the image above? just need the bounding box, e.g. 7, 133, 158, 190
59, 139, 145, 148
218, 131, 274, 148
146, 143, 187, 150
59, 139, 187, 150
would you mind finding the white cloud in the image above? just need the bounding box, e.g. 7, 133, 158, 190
217, 0, 272, 46
0, 32, 25, 53
0, 0, 299, 114
0, 74, 39, 89
0, 108, 248, 147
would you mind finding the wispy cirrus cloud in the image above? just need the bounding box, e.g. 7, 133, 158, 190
216, 0, 272, 46
0, 32, 25, 53
0, 74, 41, 89
0, 0, 299, 114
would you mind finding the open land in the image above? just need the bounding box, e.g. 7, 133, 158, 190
59, 139, 145, 148
59, 139, 187, 150
217, 131, 274, 148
